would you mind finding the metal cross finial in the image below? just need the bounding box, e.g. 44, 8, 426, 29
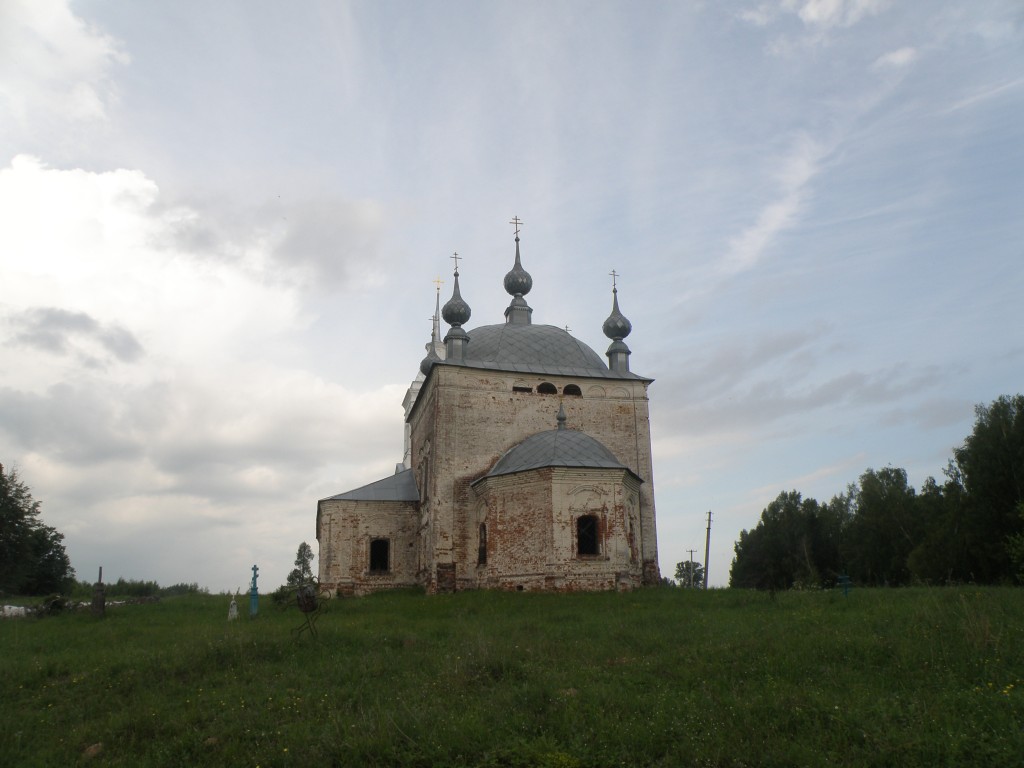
609, 269, 619, 290
564, 324, 572, 333
451, 251, 461, 273
509, 216, 524, 237
433, 275, 444, 293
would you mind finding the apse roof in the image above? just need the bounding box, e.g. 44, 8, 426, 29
479, 426, 641, 482
321, 467, 419, 502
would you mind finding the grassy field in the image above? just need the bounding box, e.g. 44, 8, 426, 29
0, 587, 1021, 767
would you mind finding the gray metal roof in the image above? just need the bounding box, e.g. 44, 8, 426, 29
480, 428, 641, 481
446, 322, 646, 380
321, 467, 419, 502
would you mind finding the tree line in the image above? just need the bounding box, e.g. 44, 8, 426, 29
730, 394, 1024, 589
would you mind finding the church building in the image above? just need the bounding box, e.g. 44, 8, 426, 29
316, 224, 660, 594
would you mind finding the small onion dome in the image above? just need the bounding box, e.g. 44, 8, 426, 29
419, 345, 441, 376
442, 269, 472, 327
503, 236, 533, 297
602, 287, 632, 341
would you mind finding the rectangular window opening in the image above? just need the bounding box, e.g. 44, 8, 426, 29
577, 515, 599, 556
369, 539, 390, 573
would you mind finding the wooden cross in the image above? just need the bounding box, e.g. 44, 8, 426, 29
509, 216, 524, 237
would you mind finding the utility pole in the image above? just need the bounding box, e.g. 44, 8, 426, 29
686, 548, 697, 587
703, 510, 712, 589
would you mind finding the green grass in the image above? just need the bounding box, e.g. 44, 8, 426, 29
1, 587, 1021, 767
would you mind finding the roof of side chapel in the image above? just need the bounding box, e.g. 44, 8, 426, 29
320, 467, 418, 502
477, 404, 641, 483
481, 427, 636, 480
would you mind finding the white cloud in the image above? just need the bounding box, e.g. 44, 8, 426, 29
783, 0, 889, 29
873, 46, 918, 69
0, 0, 128, 126
0, 155, 302, 367
749, 0, 892, 55
737, 4, 779, 27
721, 134, 828, 274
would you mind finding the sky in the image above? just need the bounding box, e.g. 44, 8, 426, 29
1, 0, 1021, 591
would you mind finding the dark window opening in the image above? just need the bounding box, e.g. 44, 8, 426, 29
512, 385, 533, 393
563, 384, 582, 397
577, 515, 599, 556
369, 539, 390, 573
478, 524, 487, 566
537, 382, 557, 394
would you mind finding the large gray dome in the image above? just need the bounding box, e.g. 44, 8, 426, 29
485, 427, 635, 479
464, 323, 609, 376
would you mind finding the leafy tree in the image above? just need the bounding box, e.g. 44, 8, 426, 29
843, 467, 923, 586
814, 491, 855, 583
730, 491, 848, 590
287, 541, 315, 587
0, 464, 75, 595
674, 560, 704, 588
906, 476, 967, 583
951, 395, 1024, 582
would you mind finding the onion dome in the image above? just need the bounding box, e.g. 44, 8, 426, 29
420, 343, 441, 376
503, 232, 534, 326
442, 268, 471, 327
442, 263, 471, 362
602, 286, 632, 341
503, 235, 533, 297
603, 276, 632, 374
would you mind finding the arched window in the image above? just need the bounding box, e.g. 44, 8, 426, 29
369, 539, 390, 573
537, 382, 557, 394
563, 384, 582, 397
478, 523, 487, 565
577, 515, 599, 556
